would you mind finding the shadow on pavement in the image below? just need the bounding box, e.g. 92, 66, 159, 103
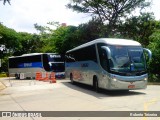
62, 81, 146, 98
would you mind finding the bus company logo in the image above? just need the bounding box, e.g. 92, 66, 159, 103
24, 63, 32, 67
2, 112, 11, 117
81, 63, 89, 68
50, 55, 61, 58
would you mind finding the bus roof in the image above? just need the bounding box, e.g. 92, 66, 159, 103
9, 53, 58, 58
66, 38, 141, 53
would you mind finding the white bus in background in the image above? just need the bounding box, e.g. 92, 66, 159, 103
8, 53, 65, 79
65, 38, 152, 91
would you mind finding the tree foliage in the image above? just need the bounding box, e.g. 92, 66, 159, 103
14, 32, 44, 55
67, 0, 151, 36
0, 23, 20, 56
47, 19, 108, 54
117, 12, 160, 47
0, 0, 10, 5
148, 30, 160, 74
77, 18, 105, 42
49, 25, 78, 54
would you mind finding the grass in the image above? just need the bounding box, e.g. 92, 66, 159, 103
0, 73, 7, 78
148, 82, 160, 85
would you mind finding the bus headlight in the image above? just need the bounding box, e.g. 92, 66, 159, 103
144, 78, 148, 81
113, 78, 117, 82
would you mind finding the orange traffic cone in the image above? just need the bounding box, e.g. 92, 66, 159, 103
35, 72, 42, 81
50, 72, 56, 83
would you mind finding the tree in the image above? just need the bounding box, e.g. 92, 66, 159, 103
0, 23, 21, 56
67, 0, 151, 36
77, 18, 105, 43
34, 23, 47, 35
34, 22, 81, 54
47, 20, 107, 54
34, 22, 58, 53
0, 23, 20, 73
147, 30, 160, 82
49, 25, 78, 54
117, 12, 160, 47
15, 32, 44, 55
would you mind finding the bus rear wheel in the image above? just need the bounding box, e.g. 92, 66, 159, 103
93, 77, 99, 92
70, 74, 74, 84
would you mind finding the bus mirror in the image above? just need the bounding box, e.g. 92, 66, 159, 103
101, 46, 111, 59
143, 48, 152, 61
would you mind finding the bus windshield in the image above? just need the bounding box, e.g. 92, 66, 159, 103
107, 46, 146, 75
47, 54, 64, 72
48, 54, 64, 62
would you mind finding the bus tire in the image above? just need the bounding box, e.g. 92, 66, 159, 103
93, 76, 99, 92
70, 74, 74, 84
15, 73, 20, 79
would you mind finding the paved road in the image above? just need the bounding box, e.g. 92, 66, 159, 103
0, 78, 160, 120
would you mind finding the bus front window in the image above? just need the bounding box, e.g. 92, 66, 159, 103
50, 63, 65, 72
48, 54, 65, 72
102, 45, 147, 75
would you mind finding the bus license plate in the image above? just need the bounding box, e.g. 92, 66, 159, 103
128, 85, 135, 89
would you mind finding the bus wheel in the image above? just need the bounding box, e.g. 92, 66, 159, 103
93, 76, 99, 92
70, 74, 74, 84
15, 73, 19, 79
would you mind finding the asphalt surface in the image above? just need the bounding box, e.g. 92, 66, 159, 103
0, 77, 160, 120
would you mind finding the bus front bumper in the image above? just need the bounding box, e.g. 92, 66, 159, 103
108, 74, 148, 90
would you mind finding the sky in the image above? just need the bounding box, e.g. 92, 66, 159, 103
0, 0, 160, 34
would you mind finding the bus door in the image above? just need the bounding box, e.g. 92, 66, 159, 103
97, 44, 111, 89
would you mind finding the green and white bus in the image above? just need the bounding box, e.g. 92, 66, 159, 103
65, 38, 152, 91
